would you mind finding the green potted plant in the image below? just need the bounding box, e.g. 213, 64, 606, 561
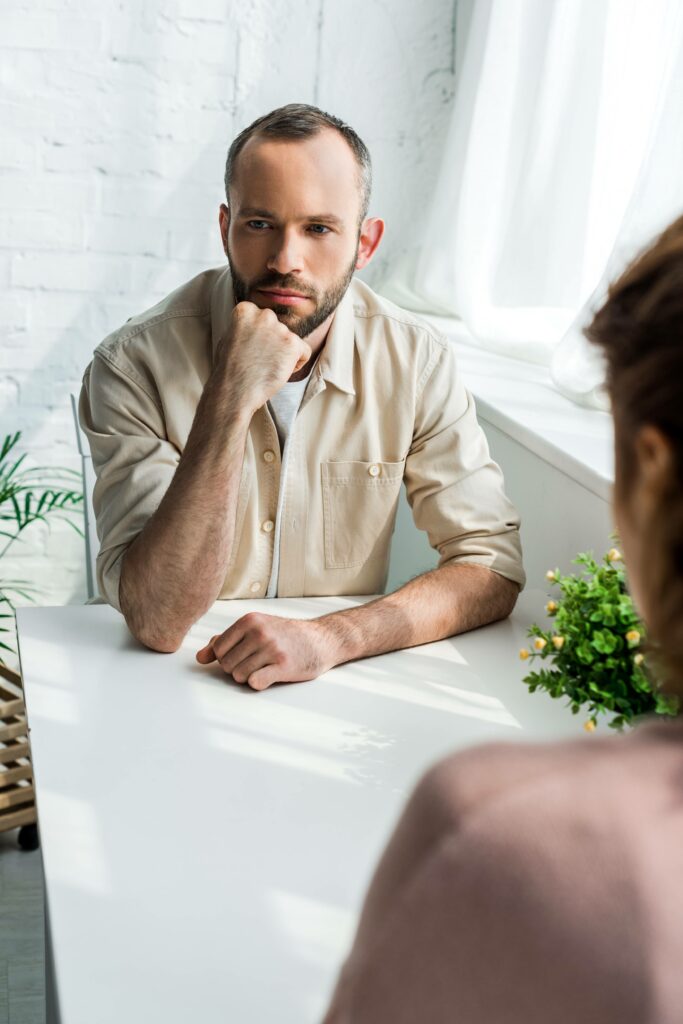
520, 547, 678, 731
0, 430, 84, 660
0, 431, 83, 849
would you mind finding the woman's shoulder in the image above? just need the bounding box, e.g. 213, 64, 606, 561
420, 715, 683, 829
333, 723, 683, 1024
418, 717, 683, 947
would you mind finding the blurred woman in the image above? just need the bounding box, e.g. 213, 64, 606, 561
324, 216, 683, 1024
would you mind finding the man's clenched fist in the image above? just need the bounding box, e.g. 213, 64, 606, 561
220, 301, 312, 414
195, 612, 340, 690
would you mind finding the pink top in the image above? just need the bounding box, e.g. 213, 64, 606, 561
324, 716, 683, 1024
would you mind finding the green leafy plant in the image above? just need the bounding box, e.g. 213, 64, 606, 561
0, 431, 83, 662
520, 548, 678, 731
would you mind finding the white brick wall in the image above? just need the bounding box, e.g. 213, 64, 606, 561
0, 0, 457, 630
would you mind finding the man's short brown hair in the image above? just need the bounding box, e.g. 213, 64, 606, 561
224, 103, 372, 224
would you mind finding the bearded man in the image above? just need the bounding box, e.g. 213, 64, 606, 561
79, 103, 525, 689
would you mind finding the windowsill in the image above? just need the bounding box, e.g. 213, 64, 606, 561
423, 315, 614, 503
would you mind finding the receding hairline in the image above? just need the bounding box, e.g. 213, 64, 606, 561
228, 128, 365, 202
224, 104, 372, 223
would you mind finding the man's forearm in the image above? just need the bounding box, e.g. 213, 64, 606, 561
119, 302, 312, 654
119, 375, 252, 653
317, 563, 520, 666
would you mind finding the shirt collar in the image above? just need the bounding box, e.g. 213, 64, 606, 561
316, 284, 356, 396
210, 268, 356, 396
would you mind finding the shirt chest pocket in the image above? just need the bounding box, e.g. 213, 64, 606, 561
321, 460, 405, 569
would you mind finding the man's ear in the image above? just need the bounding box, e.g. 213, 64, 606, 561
356, 217, 385, 270
219, 203, 230, 256
635, 424, 676, 495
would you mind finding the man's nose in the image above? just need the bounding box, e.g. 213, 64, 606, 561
266, 229, 305, 276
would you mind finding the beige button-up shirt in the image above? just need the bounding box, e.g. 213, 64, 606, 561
79, 267, 525, 611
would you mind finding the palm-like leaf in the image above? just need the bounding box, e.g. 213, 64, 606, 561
0, 432, 84, 663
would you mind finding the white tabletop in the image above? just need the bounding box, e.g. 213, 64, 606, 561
17, 592, 585, 1024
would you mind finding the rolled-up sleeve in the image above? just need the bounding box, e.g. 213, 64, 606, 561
404, 339, 525, 589
79, 351, 180, 610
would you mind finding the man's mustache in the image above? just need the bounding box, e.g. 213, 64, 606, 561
251, 275, 316, 298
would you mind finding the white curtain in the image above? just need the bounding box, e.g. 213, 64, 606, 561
382, 0, 683, 402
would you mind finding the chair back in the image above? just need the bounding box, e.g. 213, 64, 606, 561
70, 394, 98, 601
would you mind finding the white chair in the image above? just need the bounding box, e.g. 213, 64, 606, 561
70, 394, 98, 601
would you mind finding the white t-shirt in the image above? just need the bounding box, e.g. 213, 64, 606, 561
266, 373, 310, 598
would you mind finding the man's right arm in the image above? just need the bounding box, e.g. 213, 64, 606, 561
117, 370, 252, 653
83, 302, 310, 653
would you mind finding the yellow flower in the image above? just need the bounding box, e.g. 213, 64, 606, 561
519, 648, 530, 660
546, 601, 558, 614
552, 635, 565, 650
626, 630, 641, 645
533, 637, 547, 651
546, 570, 557, 582
584, 719, 597, 733
634, 652, 645, 666
607, 548, 622, 562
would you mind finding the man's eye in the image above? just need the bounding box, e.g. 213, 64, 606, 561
308, 224, 330, 235
247, 220, 270, 230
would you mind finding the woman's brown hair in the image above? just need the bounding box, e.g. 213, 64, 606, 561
585, 212, 683, 689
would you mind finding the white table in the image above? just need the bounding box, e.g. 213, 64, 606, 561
17, 591, 585, 1024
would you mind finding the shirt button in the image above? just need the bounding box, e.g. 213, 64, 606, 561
262, 520, 274, 533
263, 450, 275, 463
249, 581, 261, 594
368, 463, 381, 477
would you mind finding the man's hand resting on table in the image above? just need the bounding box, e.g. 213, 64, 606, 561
195, 614, 339, 690
194, 567, 519, 691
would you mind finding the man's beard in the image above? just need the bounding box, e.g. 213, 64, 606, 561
227, 246, 358, 339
